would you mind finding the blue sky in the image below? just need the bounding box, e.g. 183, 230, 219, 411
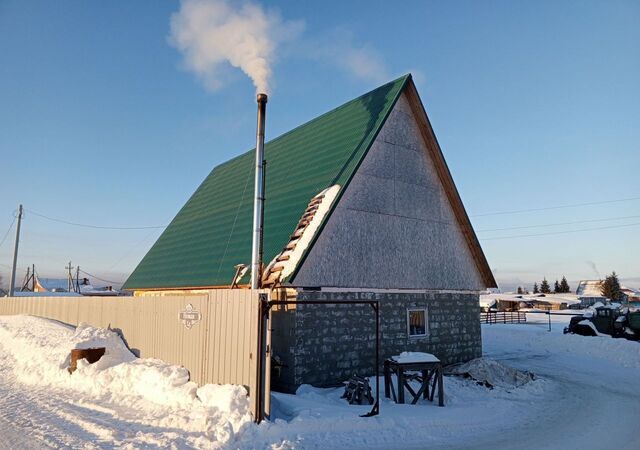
0, 0, 638, 291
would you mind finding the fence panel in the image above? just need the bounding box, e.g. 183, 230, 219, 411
0, 290, 268, 420
480, 311, 527, 324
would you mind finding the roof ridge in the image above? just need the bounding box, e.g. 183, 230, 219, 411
209, 74, 412, 172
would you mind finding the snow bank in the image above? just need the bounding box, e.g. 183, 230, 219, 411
446, 358, 534, 389
0, 315, 252, 448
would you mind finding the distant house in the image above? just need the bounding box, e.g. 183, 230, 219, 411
124, 74, 497, 391
479, 293, 522, 312
576, 280, 608, 307
34, 277, 73, 293
20, 275, 118, 297
620, 288, 640, 304
526, 294, 581, 311
480, 293, 581, 311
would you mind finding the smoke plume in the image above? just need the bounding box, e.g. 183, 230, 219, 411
304, 28, 389, 84
585, 260, 601, 278
169, 0, 302, 94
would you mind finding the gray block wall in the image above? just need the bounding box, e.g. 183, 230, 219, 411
271, 290, 482, 392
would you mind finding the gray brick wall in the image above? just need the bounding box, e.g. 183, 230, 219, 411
270, 291, 482, 392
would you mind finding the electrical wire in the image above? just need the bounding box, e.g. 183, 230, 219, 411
78, 269, 123, 285
0, 216, 16, 249
476, 214, 640, 233
26, 209, 168, 230
106, 228, 162, 271
479, 221, 640, 241
471, 196, 640, 217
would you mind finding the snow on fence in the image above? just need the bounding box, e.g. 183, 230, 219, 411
0, 290, 268, 419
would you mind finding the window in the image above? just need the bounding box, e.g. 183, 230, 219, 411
407, 308, 428, 338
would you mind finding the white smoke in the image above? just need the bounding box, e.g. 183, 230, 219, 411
586, 260, 601, 278
304, 28, 389, 84
169, 0, 302, 94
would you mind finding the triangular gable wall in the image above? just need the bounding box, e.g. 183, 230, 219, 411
293, 89, 493, 290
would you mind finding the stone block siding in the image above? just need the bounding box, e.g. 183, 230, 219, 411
270, 290, 482, 391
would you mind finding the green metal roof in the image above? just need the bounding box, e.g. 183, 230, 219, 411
123, 75, 410, 290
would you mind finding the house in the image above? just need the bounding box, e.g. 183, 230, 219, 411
576, 280, 608, 307
20, 274, 119, 297
123, 74, 497, 391
480, 293, 581, 311
524, 294, 581, 310
620, 288, 640, 304
479, 293, 523, 312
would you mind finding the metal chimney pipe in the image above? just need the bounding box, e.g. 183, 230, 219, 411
251, 93, 267, 289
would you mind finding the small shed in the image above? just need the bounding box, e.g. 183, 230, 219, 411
124, 74, 497, 391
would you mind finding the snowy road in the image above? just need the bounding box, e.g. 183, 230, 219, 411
477, 324, 640, 450
0, 314, 638, 449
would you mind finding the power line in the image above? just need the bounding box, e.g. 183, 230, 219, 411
477, 214, 640, 233
106, 228, 162, 271
471, 196, 640, 217
480, 221, 640, 241
78, 269, 123, 285
0, 216, 16, 249
26, 209, 168, 230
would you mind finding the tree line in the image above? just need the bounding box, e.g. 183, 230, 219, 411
522, 271, 624, 300
528, 276, 571, 294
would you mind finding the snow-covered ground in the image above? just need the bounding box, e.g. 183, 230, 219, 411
0, 313, 638, 449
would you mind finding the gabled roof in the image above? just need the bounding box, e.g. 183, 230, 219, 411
576, 280, 604, 296
124, 75, 410, 290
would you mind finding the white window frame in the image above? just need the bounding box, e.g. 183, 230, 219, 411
407, 307, 429, 338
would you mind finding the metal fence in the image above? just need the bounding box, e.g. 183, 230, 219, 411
480, 311, 527, 324
0, 290, 268, 419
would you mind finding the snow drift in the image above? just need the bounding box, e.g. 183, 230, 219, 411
446, 357, 535, 389
0, 315, 252, 448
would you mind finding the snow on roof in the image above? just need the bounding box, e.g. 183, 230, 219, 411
79, 284, 119, 297
532, 294, 581, 305
12, 291, 82, 297
37, 278, 71, 292
480, 293, 581, 306
576, 280, 604, 297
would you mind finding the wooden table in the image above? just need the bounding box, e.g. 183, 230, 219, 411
383, 356, 444, 406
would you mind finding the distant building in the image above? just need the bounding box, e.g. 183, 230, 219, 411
576, 280, 608, 307
20, 274, 118, 297
620, 288, 640, 304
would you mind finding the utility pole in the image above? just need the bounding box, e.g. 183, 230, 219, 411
66, 261, 74, 293
75, 266, 80, 293
8, 205, 23, 297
